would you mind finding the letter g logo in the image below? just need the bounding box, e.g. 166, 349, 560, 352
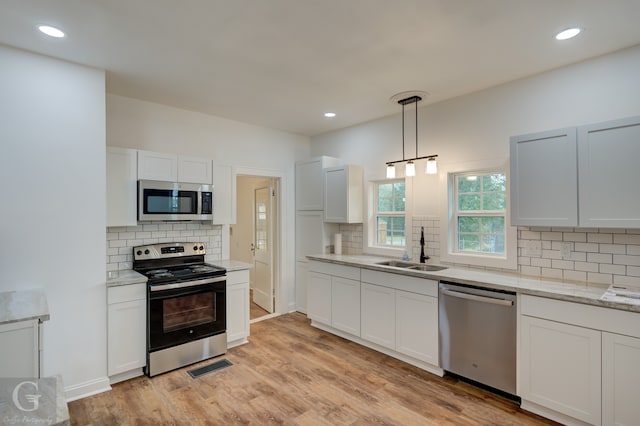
12, 380, 41, 412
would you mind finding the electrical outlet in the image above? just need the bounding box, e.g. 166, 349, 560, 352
561, 242, 572, 259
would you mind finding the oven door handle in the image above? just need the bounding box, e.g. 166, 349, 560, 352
149, 275, 226, 292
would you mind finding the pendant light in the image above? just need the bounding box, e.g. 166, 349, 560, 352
386, 91, 438, 178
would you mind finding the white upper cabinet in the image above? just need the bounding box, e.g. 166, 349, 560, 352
510, 128, 578, 226
578, 116, 640, 228
137, 150, 178, 181
323, 165, 364, 223
212, 163, 236, 224
138, 150, 212, 184
177, 155, 212, 184
510, 115, 640, 228
295, 156, 340, 210
106, 147, 138, 227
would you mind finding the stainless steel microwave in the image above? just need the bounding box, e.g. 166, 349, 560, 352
138, 180, 213, 221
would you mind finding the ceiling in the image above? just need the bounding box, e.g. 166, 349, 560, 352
1, 1, 640, 137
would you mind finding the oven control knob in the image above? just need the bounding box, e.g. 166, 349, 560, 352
136, 250, 142, 256
199, 245, 204, 251
189, 329, 194, 334
144, 249, 150, 255
193, 245, 198, 251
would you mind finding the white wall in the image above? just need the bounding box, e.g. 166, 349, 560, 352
0, 45, 107, 398
106, 94, 310, 312
311, 44, 640, 217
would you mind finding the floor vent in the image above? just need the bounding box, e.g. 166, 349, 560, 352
187, 359, 233, 379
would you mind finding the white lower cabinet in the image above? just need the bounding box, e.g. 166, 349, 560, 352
361, 283, 395, 350
107, 283, 146, 380
395, 290, 438, 365
226, 269, 250, 348
0, 320, 40, 378
519, 295, 640, 426
602, 332, 640, 426
331, 277, 360, 336
308, 262, 361, 336
308, 271, 332, 325
520, 315, 602, 425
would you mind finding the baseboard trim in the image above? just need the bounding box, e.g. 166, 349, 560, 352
109, 368, 144, 385
520, 400, 590, 426
65, 376, 111, 402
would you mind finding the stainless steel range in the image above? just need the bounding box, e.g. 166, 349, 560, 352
133, 242, 227, 377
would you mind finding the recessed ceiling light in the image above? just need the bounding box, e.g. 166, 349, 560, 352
324, 112, 336, 118
555, 27, 581, 41
38, 25, 65, 38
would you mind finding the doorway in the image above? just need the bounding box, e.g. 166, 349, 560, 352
230, 175, 280, 323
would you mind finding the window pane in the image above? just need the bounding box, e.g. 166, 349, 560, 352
458, 216, 480, 233
482, 193, 506, 210
458, 194, 481, 210
377, 215, 405, 246
481, 216, 504, 234
481, 234, 505, 254
482, 174, 506, 192
459, 234, 480, 252
378, 183, 393, 198
378, 198, 393, 212
458, 176, 481, 193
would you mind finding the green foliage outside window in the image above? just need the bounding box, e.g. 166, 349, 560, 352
376, 181, 405, 247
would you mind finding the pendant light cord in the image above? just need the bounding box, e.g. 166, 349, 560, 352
402, 103, 405, 161
415, 100, 418, 158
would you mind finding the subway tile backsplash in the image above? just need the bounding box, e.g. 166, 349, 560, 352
106, 222, 223, 271
411, 216, 640, 285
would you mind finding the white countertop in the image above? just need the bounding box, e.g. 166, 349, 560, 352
213, 259, 253, 272
0, 289, 50, 325
106, 269, 148, 287
307, 254, 640, 313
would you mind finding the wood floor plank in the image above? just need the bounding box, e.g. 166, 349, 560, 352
68, 313, 558, 425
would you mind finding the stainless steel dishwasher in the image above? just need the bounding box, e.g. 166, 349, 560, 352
439, 281, 517, 395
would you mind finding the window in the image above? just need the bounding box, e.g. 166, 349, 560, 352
374, 180, 405, 247
454, 172, 506, 255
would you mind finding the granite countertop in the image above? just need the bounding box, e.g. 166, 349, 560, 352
307, 254, 640, 314
0, 289, 50, 325
213, 259, 254, 272
106, 269, 148, 288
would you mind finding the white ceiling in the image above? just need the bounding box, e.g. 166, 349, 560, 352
1, 0, 640, 137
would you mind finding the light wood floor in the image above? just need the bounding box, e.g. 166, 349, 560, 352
250, 289, 270, 320
68, 313, 558, 425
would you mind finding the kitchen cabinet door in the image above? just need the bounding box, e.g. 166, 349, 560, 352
178, 155, 212, 184
602, 332, 640, 426
578, 115, 640, 228
520, 315, 601, 425
107, 283, 146, 378
226, 270, 250, 348
331, 276, 360, 336
361, 283, 395, 350
212, 163, 236, 224
295, 156, 340, 210
137, 150, 178, 181
295, 260, 309, 313
509, 128, 578, 226
395, 290, 438, 365
324, 165, 363, 223
107, 147, 138, 227
307, 271, 332, 325
0, 320, 39, 378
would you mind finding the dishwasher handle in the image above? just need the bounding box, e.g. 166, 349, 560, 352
440, 288, 514, 307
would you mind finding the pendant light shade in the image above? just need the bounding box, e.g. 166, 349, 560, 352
426, 157, 438, 174
386, 163, 396, 178
385, 91, 438, 178
405, 161, 416, 177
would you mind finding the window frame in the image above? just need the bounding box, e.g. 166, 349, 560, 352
366, 178, 410, 256
373, 179, 407, 248
453, 171, 506, 256
439, 160, 517, 270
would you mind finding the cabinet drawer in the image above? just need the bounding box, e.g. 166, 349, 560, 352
521, 295, 640, 338
309, 261, 360, 281
227, 269, 250, 285
108, 283, 146, 304
361, 269, 437, 297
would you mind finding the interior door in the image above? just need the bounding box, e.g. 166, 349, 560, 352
253, 185, 273, 313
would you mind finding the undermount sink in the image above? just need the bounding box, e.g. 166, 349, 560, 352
375, 260, 448, 272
